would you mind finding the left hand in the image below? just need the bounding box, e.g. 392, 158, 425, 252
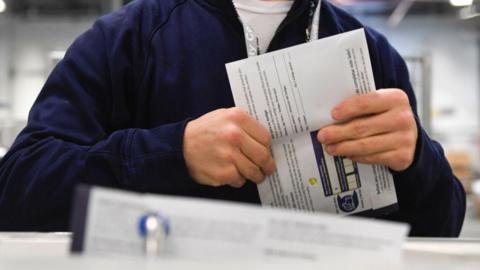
317, 89, 418, 172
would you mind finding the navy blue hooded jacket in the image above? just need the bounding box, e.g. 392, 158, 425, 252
0, 0, 466, 236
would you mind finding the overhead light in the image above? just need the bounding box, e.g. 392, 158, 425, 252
450, 0, 473, 7
0, 0, 6, 13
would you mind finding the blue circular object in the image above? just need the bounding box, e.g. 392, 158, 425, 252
138, 213, 170, 237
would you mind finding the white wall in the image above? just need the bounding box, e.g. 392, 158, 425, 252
0, 16, 94, 146
4, 17, 94, 120
0, 16, 11, 118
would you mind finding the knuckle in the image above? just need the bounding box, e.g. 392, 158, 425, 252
399, 132, 415, 147
331, 143, 342, 154
257, 148, 271, 165
391, 113, 408, 132
216, 166, 237, 181
397, 109, 413, 127
256, 125, 272, 146
389, 89, 402, 99
355, 98, 370, 112
392, 89, 409, 104
357, 156, 367, 164
222, 125, 243, 145
218, 148, 234, 163
250, 167, 264, 182
265, 132, 273, 146
352, 122, 368, 138
264, 159, 276, 175
227, 107, 247, 123
365, 155, 376, 164
358, 139, 369, 152
398, 133, 410, 146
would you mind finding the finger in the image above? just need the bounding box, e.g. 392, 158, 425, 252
318, 109, 400, 145
348, 151, 397, 167
242, 114, 272, 147
226, 171, 247, 188
348, 149, 411, 171
325, 133, 397, 157
215, 164, 246, 188
238, 132, 276, 176
229, 179, 247, 188
233, 150, 266, 184
332, 89, 409, 122
228, 108, 272, 146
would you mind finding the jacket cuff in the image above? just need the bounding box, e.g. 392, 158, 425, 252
390, 120, 436, 208
125, 118, 200, 192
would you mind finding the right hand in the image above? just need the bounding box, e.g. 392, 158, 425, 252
183, 108, 276, 188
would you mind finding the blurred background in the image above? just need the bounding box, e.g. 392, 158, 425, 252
0, 0, 478, 237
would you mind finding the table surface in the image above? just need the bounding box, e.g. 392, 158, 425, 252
0, 233, 479, 269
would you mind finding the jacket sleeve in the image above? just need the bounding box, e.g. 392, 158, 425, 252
0, 20, 196, 231
366, 28, 466, 237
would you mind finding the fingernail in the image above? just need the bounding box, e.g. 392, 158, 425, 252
317, 131, 326, 143
332, 108, 341, 120
326, 145, 336, 155
272, 161, 277, 172
265, 160, 277, 176
231, 181, 245, 188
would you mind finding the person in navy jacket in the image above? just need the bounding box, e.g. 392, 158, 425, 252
0, 0, 465, 236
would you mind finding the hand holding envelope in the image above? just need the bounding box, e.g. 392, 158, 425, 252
318, 89, 418, 172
